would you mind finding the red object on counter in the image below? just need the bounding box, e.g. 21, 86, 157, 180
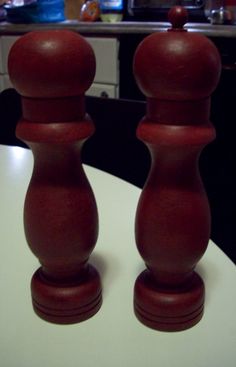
8, 30, 102, 324
133, 6, 221, 331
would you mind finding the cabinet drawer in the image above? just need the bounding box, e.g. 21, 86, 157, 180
86, 83, 118, 98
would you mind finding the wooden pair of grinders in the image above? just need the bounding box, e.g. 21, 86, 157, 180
8, 6, 221, 331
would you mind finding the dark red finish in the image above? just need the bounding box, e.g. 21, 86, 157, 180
8, 30, 102, 324
133, 7, 221, 331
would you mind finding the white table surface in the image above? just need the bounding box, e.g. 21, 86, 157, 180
0, 145, 235, 367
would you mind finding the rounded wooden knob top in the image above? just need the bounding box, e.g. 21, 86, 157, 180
133, 7, 221, 100
168, 5, 188, 29
8, 30, 96, 98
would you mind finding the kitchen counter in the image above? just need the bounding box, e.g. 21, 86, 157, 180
0, 20, 236, 38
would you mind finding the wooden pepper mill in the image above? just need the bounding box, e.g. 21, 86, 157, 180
8, 30, 102, 324
133, 6, 221, 331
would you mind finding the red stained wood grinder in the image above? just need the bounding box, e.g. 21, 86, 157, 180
133, 6, 221, 331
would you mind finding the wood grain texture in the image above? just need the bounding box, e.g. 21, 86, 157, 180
133, 6, 221, 331
8, 30, 102, 324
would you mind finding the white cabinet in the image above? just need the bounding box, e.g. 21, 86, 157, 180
0, 35, 119, 98
0, 35, 19, 90
0, 35, 19, 76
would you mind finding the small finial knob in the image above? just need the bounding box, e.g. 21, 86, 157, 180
168, 6, 188, 30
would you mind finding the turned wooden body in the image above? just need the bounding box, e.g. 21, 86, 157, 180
8, 30, 102, 324
133, 7, 221, 331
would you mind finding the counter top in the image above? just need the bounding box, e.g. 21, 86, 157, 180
0, 20, 236, 38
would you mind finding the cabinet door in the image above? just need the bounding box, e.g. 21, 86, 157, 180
0, 75, 4, 92
0, 37, 3, 74
0, 36, 20, 74
85, 37, 119, 85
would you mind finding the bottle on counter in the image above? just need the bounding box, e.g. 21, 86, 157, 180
99, 0, 123, 22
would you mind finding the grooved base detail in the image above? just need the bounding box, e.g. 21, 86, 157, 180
31, 264, 102, 324
134, 270, 205, 332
